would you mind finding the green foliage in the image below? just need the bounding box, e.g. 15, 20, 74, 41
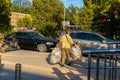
17, 16, 32, 27
92, 0, 120, 39
17, 18, 24, 27
11, 4, 31, 14
80, 0, 94, 31
66, 5, 81, 25
0, 26, 13, 35
31, 0, 64, 37
0, 0, 12, 33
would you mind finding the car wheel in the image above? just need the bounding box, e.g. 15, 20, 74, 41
37, 44, 47, 52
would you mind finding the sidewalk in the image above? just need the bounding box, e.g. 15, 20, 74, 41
0, 50, 89, 80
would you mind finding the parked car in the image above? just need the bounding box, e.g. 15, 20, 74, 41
59, 30, 116, 50
4, 31, 57, 52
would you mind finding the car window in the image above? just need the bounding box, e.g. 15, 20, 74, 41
106, 38, 114, 42
31, 32, 44, 39
90, 33, 104, 42
15, 32, 23, 36
70, 33, 76, 38
15, 32, 25, 38
22, 32, 31, 39
75, 33, 90, 40
15, 32, 31, 39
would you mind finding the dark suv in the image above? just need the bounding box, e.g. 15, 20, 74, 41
5, 31, 57, 52
59, 30, 115, 50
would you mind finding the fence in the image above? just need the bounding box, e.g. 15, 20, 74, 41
82, 48, 120, 80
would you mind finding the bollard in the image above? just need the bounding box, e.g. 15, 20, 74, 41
0, 53, 1, 64
0, 53, 1, 74
15, 63, 21, 80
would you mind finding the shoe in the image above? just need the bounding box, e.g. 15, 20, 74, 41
59, 63, 65, 67
61, 64, 65, 67
67, 62, 71, 66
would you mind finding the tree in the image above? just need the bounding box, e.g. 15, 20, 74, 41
17, 18, 24, 27
0, 0, 12, 33
11, 4, 31, 14
80, 0, 94, 31
17, 16, 32, 28
31, 0, 64, 38
66, 5, 81, 28
92, 0, 120, 39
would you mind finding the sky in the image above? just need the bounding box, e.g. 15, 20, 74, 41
61, 0, 84, 8
11, 0, 84, 8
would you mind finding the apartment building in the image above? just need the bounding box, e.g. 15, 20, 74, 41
10, 12, 31, 26
11, 0, 32, 7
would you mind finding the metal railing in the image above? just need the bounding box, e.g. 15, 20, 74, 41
82, 48, 120, 80
107, 41, 120, 48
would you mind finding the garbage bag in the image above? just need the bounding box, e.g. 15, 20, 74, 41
50, 47, 61, 64
70, 45, 82, 61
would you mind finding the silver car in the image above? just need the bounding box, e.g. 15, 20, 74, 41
59, 30, 116, 50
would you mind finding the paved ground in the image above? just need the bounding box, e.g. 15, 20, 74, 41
0, 50, 89, 80
0, 50, 120, 80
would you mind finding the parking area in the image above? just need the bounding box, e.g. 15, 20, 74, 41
0, 50, 89, 80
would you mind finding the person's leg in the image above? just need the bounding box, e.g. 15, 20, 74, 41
66, 48, 71, 66
61, 48, 66, 66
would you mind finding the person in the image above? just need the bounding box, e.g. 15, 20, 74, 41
59, 30, 74, 67
0, 33, 4, 48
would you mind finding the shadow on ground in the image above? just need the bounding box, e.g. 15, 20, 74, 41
0, 66, 57, 80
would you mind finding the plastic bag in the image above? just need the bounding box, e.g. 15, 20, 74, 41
70, 45, 82, 61
50, 47, 61, 64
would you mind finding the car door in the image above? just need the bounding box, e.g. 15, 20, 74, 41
21, 32, 34, 48
71, 32, 91, 50
77, 33, 92, 49
71, 32, 105, 50
15, 32, 25, 46
90, 33, 107, 49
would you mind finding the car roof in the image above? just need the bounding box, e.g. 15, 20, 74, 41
14, 31, 45, 37
59, 30, 106, 40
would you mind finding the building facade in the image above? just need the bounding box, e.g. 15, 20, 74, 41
11, 0, 32, 7
10, 12, 31, 26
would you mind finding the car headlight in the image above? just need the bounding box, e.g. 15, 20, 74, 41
46, 42, 54, 45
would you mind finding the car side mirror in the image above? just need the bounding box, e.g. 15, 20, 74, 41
102, 40, 106, 43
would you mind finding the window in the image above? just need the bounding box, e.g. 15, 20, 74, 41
76, 33, 90, 40
70, 33, 76, 38
90, 33, 104, 43
15, 32, 23, 36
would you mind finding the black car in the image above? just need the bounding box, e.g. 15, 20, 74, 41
5, 31, 57, 52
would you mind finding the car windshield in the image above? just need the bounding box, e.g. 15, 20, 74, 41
30, 32, 45, 39
106, 38, 114, 42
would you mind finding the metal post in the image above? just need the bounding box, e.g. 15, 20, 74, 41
114, 54, 117, 80
96, 53, 100, 80
109, 55, 112, 80
0, 52, 2, 74
15, 63, 21, 80
104, 53, 107, 80
88, 53, 91, 80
